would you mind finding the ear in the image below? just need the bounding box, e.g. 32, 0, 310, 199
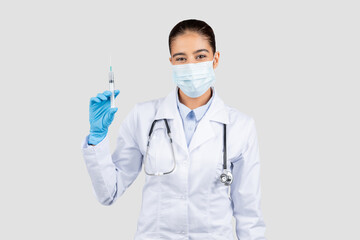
213, 51, 220, 69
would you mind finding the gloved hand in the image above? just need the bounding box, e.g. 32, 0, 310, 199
88, 90, 120, 145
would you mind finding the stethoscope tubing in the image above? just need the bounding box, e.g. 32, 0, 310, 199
144, 119, 176, 176
144, 118, 232, 185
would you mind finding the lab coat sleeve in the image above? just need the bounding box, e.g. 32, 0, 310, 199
230, 117, 267, 240
80, 104, 143, 206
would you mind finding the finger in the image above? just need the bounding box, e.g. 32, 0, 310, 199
109, 108, 118, 121
103, 90, 112, 97
114, 89, 120, 98
90, 97, 100, 104
111, 107, 118, 114
104, 107, 118, 126
96, 93, 107, 101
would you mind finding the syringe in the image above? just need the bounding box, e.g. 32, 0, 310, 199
109, 57, 115, 108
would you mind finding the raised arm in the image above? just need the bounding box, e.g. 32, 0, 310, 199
81, 103, 143, 206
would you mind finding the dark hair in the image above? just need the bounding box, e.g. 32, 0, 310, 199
168, 19, 216, 56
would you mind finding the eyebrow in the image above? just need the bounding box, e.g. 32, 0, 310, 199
172, 49, 209, 58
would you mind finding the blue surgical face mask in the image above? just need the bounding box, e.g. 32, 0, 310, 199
172, 56, 216, 98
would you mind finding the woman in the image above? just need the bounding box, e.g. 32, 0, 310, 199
81, 19, 267, 240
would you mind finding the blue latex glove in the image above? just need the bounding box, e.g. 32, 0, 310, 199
88, 90, 120, 145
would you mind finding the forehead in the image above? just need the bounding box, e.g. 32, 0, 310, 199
171, 32, 212, 54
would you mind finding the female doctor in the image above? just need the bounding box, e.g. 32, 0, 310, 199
81, 19, 266, 240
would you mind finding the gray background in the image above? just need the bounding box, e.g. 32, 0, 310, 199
1, 0, 359, 239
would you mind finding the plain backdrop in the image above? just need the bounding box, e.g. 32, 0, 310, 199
0, 0, 359, 239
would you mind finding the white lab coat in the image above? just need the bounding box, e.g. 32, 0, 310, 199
80, 86, 266, 240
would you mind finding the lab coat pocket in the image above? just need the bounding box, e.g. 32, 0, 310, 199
210, 161, 233, 234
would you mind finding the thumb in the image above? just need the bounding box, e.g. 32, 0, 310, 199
114, 89, 120, 98
104, 107, 118, 126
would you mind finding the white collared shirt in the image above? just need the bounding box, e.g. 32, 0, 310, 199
176, 86, 215, 147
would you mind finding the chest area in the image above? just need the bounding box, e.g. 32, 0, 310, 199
136, 118, 243, 193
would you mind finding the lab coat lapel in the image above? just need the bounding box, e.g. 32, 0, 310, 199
154, 87, 188, 155
188, 87, 230, 153
153, 86, 230, 155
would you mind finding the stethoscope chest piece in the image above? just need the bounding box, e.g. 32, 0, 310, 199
220, 170, 233, 186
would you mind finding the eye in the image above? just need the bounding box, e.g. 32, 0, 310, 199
196, 54, 206, 59
175, 57, 186, 62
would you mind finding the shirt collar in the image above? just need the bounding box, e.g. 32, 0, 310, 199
176, 86, 215, 122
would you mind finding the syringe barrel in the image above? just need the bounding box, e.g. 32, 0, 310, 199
109, 71, 115, 108
108, 71, 114, 82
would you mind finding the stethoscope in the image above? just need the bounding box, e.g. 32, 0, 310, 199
144, 119, 233, 186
